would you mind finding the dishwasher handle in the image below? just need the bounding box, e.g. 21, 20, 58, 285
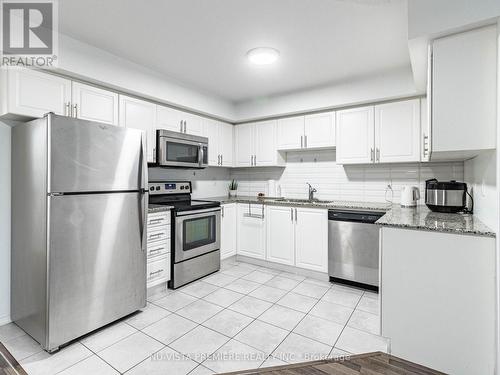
328, 209, 385, 224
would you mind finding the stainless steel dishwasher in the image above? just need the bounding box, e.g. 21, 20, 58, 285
328, 209, 385, 291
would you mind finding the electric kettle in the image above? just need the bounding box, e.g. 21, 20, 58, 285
400, 186, 420, 207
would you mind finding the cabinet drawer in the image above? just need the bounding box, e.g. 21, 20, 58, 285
147, 226, 170, 243
147, 256, 170, 285
147, 212, 170, 227
147, 240, 170, 260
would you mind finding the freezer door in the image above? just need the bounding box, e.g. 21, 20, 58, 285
49, 114, 147, 193
46, 192, 147, 350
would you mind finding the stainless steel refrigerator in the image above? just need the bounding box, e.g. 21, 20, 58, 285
11, 113, 148, 352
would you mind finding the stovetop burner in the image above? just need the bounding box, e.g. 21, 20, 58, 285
148, 181, 220, 212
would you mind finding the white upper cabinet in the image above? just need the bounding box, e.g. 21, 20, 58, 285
237, 204, 266, 260
119, 95, 157, 163
277, 112, 335, 150
71, 82, 119, 125
203, 119, 233, 167
221, 203, 237, 260
375, 99, 420, 163
304, 112, 335, 149
337, 100, 421, 165
234, 120, 284, 167
336, 106, 375, 164
254, 120, 279, 166
431, 26, 497, 158
1, 69, 71, 118
156, 106, 183, 132
295, 207, 328, 273
277, 116, 304, 150
183, 113, 203, 136
203, 118, 220, 166
219, 121, 234, 167
266, 206, 295, 266
235, 123, 254, 167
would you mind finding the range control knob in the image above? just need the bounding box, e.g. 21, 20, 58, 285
149, 186, 155, 191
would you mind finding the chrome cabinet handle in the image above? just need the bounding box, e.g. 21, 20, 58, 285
149, 233, 162, 239
73, 104, 78, 118
65, 102, 71, 116
180, 120, 183, 132
149, 248, 163, 255
304, 135, 307, 148
222, 206, 225, 217
221, 154, 223, 165
149, 219, 162, 225
301, 136, 303, 148
149, 269, 164, 277
291, 208, 293, 221
370, 148, 374, 162
295, 208, 298, 222
184, 120, 187, 133
253, 155, 257, 166
376, 148, 380, 162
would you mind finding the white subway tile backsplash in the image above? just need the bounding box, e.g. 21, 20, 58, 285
230, 150, 464, 204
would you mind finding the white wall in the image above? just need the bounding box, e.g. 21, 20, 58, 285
148, 167, 231, 199
408, 0, 500, 39
57, 35, 236, 121
0, 121, 11, 325
231, 150, 464, 205
465, 151, 497, 230
233, 67, 418, 122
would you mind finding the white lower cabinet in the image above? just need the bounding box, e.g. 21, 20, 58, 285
236, 204, 266, 260
147, 210, 171, 288
295, 207, 328, 272
221, 203, 237, 259
265, 205, 328, 272
266, 206, 295, 266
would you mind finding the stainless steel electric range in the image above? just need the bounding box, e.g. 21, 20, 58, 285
148, 181, 221, 289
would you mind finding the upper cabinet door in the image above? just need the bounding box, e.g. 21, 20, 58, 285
219, 122, 234, 167
277, 116, 304, 150
336, 106, 374, 165
156, 106, 183, 132
432, 26, 497, 153
304, 112, 335, 149
202, 118, 220, 166
72, 82, 118, 125
4, 69, 71, 118
375, 99, 420, 163
295, 208, 328, 272
184, 113, 203, 136
255, 120, 278, 166
234, 123, 254, 167
119, 95, 156, 163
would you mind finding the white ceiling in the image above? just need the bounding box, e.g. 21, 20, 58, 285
59, 0, 411, 103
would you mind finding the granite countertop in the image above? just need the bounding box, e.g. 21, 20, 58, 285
203, 196, 390, 211
204, 196, 496, 237
148, 204, 174, 213
376, 205, 496, 238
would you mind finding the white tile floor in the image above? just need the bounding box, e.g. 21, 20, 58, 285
0, 259, 389, 375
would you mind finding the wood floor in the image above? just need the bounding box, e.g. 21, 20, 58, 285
0, 343, 28, 375
221, 352, 446, 375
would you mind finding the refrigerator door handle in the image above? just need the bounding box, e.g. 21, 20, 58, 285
140, 133, 148, 252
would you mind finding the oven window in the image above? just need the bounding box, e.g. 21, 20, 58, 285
183, 215, 216, 251
166, 141, 199, 164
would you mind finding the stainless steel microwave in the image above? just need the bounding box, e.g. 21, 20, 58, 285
156, 129, 208, 168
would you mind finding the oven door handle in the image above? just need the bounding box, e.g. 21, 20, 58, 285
176, 207, 221, 217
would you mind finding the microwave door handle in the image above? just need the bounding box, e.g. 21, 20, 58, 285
198, 145, 204, 167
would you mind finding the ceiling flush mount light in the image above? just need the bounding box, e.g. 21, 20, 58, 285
246, 47, 280, 65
